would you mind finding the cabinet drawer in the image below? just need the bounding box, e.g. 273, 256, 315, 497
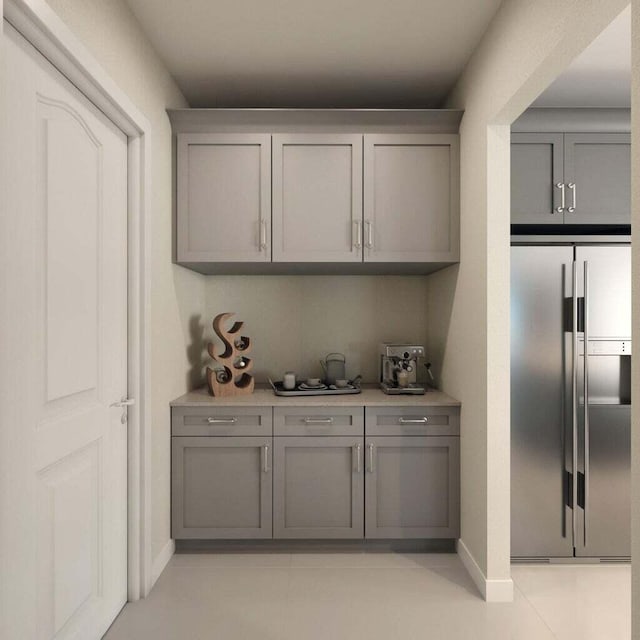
365, 406, 459, 436
172, 406, 273, 436
273, 406, 364, 436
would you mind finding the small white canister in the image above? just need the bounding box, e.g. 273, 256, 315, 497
283, 371, 296, 390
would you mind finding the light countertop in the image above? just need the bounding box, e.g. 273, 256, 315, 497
170, 385, 460, 408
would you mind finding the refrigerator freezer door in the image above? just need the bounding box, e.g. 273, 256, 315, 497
576, 404, 631, 557
511, 246, 574, 558
576, 246, 631, 339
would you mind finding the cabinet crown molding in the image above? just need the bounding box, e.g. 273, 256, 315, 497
168, 108, 463, 134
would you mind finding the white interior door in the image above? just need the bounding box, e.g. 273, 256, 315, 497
1, 22, 128, 640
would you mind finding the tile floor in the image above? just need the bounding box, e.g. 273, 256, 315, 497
103, 553, 631, 640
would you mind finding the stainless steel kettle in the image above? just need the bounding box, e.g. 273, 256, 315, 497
319, 353, 346, 385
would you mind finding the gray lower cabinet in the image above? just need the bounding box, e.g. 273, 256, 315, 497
365, 436, 460, 539
172, 436, 272, 539
273, 436, 364, 538
170, 402, 460, 541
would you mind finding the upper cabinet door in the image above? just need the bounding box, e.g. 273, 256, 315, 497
272, 134, 363, 262
363, 134, 459, 262
177, 133, 271, 262
563, 133, 630, 225
511, 133, 564, 225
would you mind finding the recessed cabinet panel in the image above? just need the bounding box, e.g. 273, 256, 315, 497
511, 133, 564, 224
177, 134, 271, 262
563, 133, 630, 225
365, 436, 460, 539
273, 436, 364, 538
364, 134, 459, 262
172, 436, 272, 539
272, 135, 362, 262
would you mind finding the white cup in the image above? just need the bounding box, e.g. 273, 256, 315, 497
335, 379, 349, 388
396, 370, 409, 388
283, 371, 296, 390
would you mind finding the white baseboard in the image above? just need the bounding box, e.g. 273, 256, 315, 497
151, 539, 175, 588
457, 539, 514, 602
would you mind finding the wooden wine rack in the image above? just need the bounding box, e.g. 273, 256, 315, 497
206, 312, 255, 397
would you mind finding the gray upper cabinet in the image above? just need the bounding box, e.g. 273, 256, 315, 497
363, 134, 460, 262
272, 134, 363, 262
273, 435, 364, 539
176, 133, 271, 262
511, 131, 630, 226
172, 436, 272, 539
511, 133, 564, 225
365, 436, 460, 539
563, 133, 630, 225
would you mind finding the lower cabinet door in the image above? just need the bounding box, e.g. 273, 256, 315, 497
274, 436, 364, 538
365, 436, 460, 539
172, 436, 272, 539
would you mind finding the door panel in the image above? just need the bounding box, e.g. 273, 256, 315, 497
172, 437, 272, 539
1, 23, 128, 640
177, 133, 271, 262
363, 134, 459, 262
511, 133, 564, 224
272, 134, 363, 262
576, 246, 631, 338
564, 134, 630, 225
365, 436, 459, 539
273, 436, 364, 538
576, 405, 630, 557
511, 246, 574, 558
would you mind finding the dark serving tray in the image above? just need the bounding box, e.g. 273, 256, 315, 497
270, 380, 362, 397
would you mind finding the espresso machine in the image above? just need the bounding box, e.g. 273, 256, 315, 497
379, 343, 428, 395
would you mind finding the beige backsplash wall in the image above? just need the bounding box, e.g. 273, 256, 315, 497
201, 275, 430, 384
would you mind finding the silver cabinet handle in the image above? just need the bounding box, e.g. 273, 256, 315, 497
111, 397, 135, 407
567, 183, 576, 213
353, 220, 362, 250
354, 443, 361, 473
583, 261, 589, 546
555, 182, 565, 213
364, 220, 373, 249
303, 417, 334, 424
398, 417, 429, 425
366, 443, 375, 473
262, 444, 269, 473
207, 417, 237, 424
259, 219, 268, 250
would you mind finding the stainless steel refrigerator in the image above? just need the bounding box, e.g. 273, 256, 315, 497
511, 243, 631, 560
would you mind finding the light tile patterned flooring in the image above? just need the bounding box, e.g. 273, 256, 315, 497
103, 553, 630, 640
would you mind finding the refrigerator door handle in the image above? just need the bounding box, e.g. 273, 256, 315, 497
571, 260, 578, 547
583, 261, 589, 547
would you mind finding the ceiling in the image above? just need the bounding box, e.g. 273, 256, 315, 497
533, 6, 630, 108
125, 0, 502, 108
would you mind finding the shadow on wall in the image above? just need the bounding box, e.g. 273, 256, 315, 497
186, 314, 207, 390
427, 264, 460, 387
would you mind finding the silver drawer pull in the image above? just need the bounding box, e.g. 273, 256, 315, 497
367, 443, 375, 473
207, 417, 237, 424
354, 443, 361, 473
303, 417, 334, 424
398, 417, 429, 425
262, 445, 269, 473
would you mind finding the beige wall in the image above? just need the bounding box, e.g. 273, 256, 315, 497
631, 3, 639, 638
204, 276, 430, 385
43, 0, 206, 562
429, 0, 629, 597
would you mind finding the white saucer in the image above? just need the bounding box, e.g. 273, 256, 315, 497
298, 383, 327, 390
